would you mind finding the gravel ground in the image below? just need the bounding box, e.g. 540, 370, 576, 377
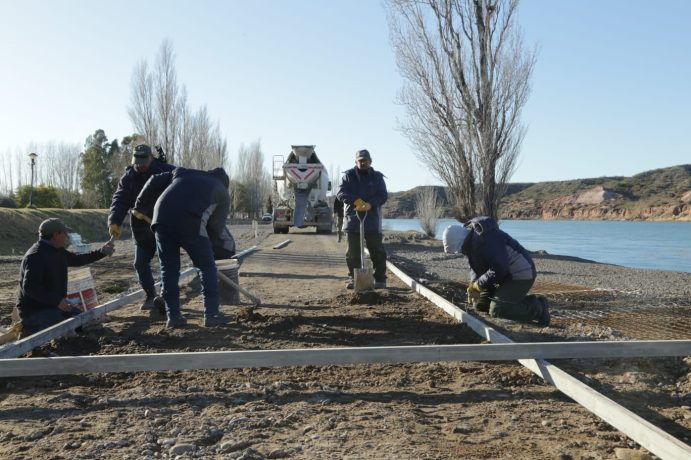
383, 231, 691, 300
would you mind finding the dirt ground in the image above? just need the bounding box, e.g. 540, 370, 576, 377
0, 225, 689, 459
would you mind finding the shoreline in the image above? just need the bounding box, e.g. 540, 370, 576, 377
382, 230, 691, 298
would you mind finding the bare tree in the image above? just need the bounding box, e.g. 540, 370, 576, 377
154, 39, 180, 164
387, 0, 536, 220
41, 141, 82, 208
235, 141, 270, 219
0, 142, 84, 207
415, 186, 444, 237
128, 39, 229, 170
128, 60, 158, 146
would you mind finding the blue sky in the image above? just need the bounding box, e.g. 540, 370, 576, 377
0, 0, 689, 192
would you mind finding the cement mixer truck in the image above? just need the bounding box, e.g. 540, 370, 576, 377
271, 145, 332, 234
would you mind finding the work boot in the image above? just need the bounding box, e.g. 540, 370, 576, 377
374, 280, 387, 289
153, 296, 166, 313
203, 313, 230, 327
345, 280, 354, 289
536, 296, 551, 327
140, 289, 156, 311
165, 315, 187, 329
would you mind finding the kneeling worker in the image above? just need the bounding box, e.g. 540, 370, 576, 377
16, 218, 115, 337
443, 216, 550, 327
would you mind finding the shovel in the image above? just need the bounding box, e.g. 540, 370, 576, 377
353, 211, 374, 293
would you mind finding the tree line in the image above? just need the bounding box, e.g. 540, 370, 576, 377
0, 41, 271, 219
2, 1, 536, 222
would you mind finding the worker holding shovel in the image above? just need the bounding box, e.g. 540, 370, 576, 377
108, 144, 175, 311
336, 149, 388, 290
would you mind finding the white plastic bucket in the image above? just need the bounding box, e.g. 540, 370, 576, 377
216, 259, 240, 304
66, 267, 98, 311
68, 233, 92, 254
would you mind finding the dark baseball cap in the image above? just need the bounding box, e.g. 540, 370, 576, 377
355, 149, 371, 161
132, 144, 152, 166
39, 218, 72, 238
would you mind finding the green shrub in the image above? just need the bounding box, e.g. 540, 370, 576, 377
0, 195, 17, 208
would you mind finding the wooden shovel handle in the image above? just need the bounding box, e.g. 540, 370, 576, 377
217, 271, 261, 306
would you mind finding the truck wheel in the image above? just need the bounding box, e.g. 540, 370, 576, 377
316, 226, 332, 234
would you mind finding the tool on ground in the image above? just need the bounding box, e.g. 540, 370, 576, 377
0, 308, 22, 345
217, 271, 261, 306
353, 211, 374, 293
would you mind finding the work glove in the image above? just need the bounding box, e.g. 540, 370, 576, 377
354, 198, 372, 212
466, 281, 482, 302
108, 223, 122, 239
100, 242, 115, 257
131, 209, 151, 223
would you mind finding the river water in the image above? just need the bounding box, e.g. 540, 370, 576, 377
382, 218, 691, 273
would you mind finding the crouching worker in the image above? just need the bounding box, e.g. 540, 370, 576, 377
442, 216, 550, 327
16, 218, 115, 337
135, 167, 232, 329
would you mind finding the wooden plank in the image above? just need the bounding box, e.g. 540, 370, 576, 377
0, 267, 197, 359
233, 246, 257, 259
1, 341, 690, 377
218, 272, 260, 305
273, 240, 291, 249
386, 260, 691, 460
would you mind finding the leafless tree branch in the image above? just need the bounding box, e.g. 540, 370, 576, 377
387, 0, 535, 220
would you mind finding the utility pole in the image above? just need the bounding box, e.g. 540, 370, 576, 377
28, 152, 37, 208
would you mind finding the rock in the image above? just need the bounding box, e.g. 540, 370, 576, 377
552, 454, 572, 460
238, 447, 264, 459
152, 418, 167, 426
614, 447, 653, 460
157, 437, 176, 447
24, 430, 45, 441
451, 425, 471, 434
219, 440, 251, 453
169, 443, 196, 456
267, 448, 288, 458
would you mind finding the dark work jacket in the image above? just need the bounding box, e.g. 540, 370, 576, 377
16, 240, 106, 319
333, 197, 344, 218
135, 167, 231, 240
461, 216, 536, 288
108, 160, 175, 249
336, 167, 388, 234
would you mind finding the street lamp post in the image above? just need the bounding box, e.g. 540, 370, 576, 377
28, 152, 37, 208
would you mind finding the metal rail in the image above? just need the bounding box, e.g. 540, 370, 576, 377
385, 259, 691, 460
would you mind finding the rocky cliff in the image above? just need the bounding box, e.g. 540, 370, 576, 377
382, 164, 691, 221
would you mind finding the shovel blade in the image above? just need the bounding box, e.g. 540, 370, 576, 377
354, 268, 374, 293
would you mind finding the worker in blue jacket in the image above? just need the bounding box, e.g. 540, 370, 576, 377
107, 144, 175, 310
135, 167, 231, 328
336, 149, 388, 289
443, 216, 550, 326
16, 218, 114, 337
